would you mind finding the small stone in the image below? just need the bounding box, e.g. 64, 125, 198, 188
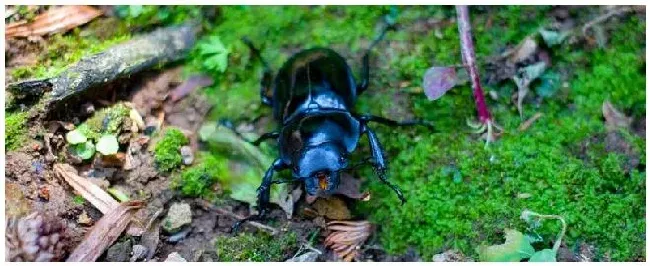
106, 239, 132, 262
286, 251, 320, 262
164, 252, 187, 262
130, 245, 148, 262
77, 211, 93, 225
162, 202, 192, 233
180, 146, 193, 165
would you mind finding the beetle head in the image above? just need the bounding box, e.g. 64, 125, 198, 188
294, 142, 348, 196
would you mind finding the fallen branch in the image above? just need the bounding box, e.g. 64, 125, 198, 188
7, 24, 197, 113
197, 199, 278, 235
54, 163, 119, 214
66, 201, 144, 262
582, 6, 636, 35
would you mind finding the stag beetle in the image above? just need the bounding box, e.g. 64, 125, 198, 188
233, 21, 432, 230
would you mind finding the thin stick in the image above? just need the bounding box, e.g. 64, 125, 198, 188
456, 5, 492, 124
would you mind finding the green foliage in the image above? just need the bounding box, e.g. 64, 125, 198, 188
72, 195, 86, 205
83, 103, 131, 139
191, 6, 644, 261
114, 5, 204, 30
214, 232, 298, 262
193, 35, 230, 73
10, 31, 130, 80
173, 154, 226, 198
69, 142, 96, 160
5, 112, 28, 151
96, 135, 119, 155
153, 128, 189, 172
478, 229, 535, 262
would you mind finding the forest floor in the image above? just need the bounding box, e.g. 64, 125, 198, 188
4, 5, 646, 262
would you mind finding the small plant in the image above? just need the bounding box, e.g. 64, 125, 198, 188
5, 112, 28, 151
478, 209, 567, 262
214, 232, 298, 262
194, 35, 230, 74
153, 128, 189, 172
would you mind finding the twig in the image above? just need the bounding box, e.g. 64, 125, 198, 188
197, 199, 278, 235
54, 163, 119, 214
67, 201, 144, 262
456, 5, 492, 124
582, 6, 635, 35
518, 112, 544, 131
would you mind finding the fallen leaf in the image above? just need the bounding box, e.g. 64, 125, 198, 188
6, 6, 103, 38
513, 62, 547, 118
96, 135, 119, 155
311, 197, 352, 220
423, 66, 459, 100
539, 29, 570, 47
54, 164, 119, 214
65, 130, 88, 144
198, 123, 293, 218
529, 249, 557, 262
66, 201, 144, 262
324, 220, 372, 262
170, 75, 214, 102
478, 229, 535, 262
518, 112, 544, 131
602, 100, 632, 131
506, 37, 538, 64
332, 173, 370, 201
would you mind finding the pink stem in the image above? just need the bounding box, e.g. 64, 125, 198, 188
456, 5, 491, 123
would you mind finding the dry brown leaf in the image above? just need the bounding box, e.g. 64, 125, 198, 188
332, 173, 371, 201
54, 164, 119, 214
602, 100, 632, 131
324, 220, 372, 262
66, 201, 144, 262
6, 6, 103, 38
518, 112, 544, 131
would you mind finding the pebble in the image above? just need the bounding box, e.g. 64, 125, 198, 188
164, 252, 187, 262
180, 146, 194, 165
162, 202, 192, 233
130, 245, 148, 262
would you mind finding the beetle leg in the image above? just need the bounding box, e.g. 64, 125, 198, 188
242, 37, 273, 106
231, 159, 287, 233
357, 114, 435, 130
363, 125, 407, 205
249, 131, 280, 146
357, 22, 395, 94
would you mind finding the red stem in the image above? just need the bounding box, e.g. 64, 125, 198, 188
456, 5, 491, 123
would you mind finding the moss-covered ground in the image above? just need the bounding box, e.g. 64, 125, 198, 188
5, 5, 645, 261
184, 6, 645, 261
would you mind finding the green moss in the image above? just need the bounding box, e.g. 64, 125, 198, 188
153, 127, 189, 172
214, 232, 298, 262
193, 6, 644, 261
173, 154, 228, 198
5, 112, 29, 151
74, 103, 131, 141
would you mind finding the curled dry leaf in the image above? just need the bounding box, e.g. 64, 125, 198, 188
324, 220, 372, 262
332, 173, 371, 201
6, 6, 103, 38
66, 201, 144, 262
423, 66, 458, 101
54, 163, 119, 214
602, 100, 632, 131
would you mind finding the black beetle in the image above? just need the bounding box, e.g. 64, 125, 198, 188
233, 22, 431, 230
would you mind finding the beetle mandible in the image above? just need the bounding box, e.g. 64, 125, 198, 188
233, 21, 432, 230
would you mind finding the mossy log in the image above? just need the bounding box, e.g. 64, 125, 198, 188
6, 24, 196, 112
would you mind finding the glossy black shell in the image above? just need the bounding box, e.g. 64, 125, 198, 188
272, 48, 361, 167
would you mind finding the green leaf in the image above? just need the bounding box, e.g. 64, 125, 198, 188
107, 188, 130, 202
196, 36, 229, 73
529, 249, 557, 262
96, 135, 119, 155
66, 129, 88, 144
198, 123, 293, 217
70, 142, 95, 160
478, 229, 535, 262
539, 29, 569, 47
